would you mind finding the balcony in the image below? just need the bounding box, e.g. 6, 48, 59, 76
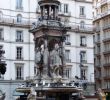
70, 25, 94, 33
95, 52, 101, 57
103, 63, 110, 67
94, 10, 110, 21
80, 44, 87, 47
102, 24, 110, 30
104, 75, 110, 80
16, 57, 23, 60
103, 50, 110, 55
79, 14, 86, 18
16, 39, 23, 42
16, 6, 23, 11
80, 60, 87, 64
95, 40, 100, 45
96, 0, 107, 8
95, 64, 101, 68
94, 27, 100, 32
66, 59, 71, 63
58, 11, 71, 17
95, 74, 101, 80
65, 42, 71, 45
0, 17, 32, 28
103, 36, 110, 43
16, 77, 24, 80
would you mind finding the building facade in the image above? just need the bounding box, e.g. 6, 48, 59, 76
93, 0, 110, 93
0, 0, 94, 99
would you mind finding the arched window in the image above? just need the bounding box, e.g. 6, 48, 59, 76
80, 21, 85, 29
17, 14, 22, 23
0, 11, 3, 20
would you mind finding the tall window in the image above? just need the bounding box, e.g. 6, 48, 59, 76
80, 36, 86, 46
80, 6, 85, 15
16, 0, 23, 9
17, 14, 22, 23
16, 64, 24, 80
64, 68, 71, 78
81, 68, 87, 80
0, 11, 3, 20
80, 21, 85, 29
16, 30, 23, 42
64, 4, 68, 13
80, 51, 87, 63
0, 29, 4, 40
97, 33, 100, 42
59, 4, 62, 12
65, 50, 71, 62
16, 47, 23, 60
65, 35, 71, 45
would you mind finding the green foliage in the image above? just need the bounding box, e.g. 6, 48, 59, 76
0, 63, 6, 75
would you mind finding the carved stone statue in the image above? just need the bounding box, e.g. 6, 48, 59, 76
50, 43, 62, 79
27, 87, 36, 100
97, 88, 106, 100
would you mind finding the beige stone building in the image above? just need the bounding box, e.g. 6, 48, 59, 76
93, 0, 110, 93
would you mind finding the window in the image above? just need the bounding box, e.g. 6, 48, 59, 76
59, 4, 62, 12
64, 4, 68, 13
0, 11, 3, 20
81, 68, 87, 80
65, 50, 71, 62
80, 51, 87, 63
80, 36, 86, 46
64, 68, 71, 78
0, 29, 4, 40
34, 67, 37, 75
17, 14, 22, 23
97, 45, 100, 53
16, 47, 23, 60
80, 6, 85, 15
16, 0, 23, 9
16, 64, 24, 80
65, 35, 71, 45
80, 21, 85, 29
16, 30, 23, 42
97, 33, 100, 42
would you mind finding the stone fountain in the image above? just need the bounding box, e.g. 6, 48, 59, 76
16, 0, 83, 100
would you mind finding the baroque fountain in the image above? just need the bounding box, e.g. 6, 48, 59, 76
16, 0, 83, 99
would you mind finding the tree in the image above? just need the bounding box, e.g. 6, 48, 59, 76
0, 46, 6, 75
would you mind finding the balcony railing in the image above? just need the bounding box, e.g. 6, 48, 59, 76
94, 10, 110, 20
16, 39, 23, 42
103, 50, 110, 55
103, 24, 110, 30
16, 57, 23, 60
16, 77, 24, 80
103, 63, 110, 67
104, 75, 110, 80
0, 17, 32, 28
67, 24, 94, 33
16, 6, 23, 10
80, 60, 87, 64
96, 0, 107, 8
66, 59, 71, 63
95, 74, 101, 79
